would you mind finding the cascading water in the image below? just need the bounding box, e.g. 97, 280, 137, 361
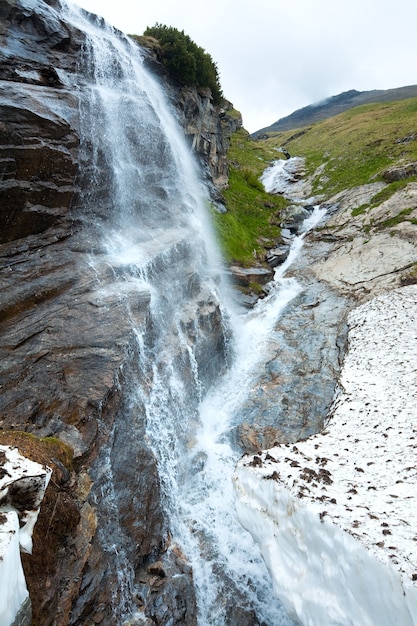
173, 207, 326, 626
62, 3, 325, 624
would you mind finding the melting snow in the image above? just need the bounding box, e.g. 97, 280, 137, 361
234, 285, 417, 625
0, 446, 52, 626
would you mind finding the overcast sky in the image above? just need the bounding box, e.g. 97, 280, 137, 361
71, 0, 417, 133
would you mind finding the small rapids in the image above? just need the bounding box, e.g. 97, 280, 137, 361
62, 2, 326, 624
173, 206, 326, 626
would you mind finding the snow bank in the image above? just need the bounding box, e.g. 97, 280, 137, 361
0, 446, 52, 626
0, 510, 28, 626
234, 285, 417, 625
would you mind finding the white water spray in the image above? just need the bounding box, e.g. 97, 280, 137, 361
62, 3, 326, 623
174, 206, 326, 625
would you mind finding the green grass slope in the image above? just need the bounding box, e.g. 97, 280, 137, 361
213, 98, 417, 266
211, 127, 287, 266
264, 97, 417, 198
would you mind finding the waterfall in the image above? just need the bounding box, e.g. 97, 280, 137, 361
61, 3, 324, 624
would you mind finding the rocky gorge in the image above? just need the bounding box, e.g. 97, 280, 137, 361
1, 1, 417, 625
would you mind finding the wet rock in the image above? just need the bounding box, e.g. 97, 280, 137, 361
146, 574, 196, 626
262, 156, 314, 200
180, 286, 230, 390
229, 264, 274, 288
265, 244, 291, 267
280, 203, 312, 233
236, 240, 352, 443
236, 422, 288, 453
10, 597, 32, 626
134, 546, 197, 626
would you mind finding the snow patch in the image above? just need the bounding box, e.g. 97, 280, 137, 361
0, 510, 28, 626
0, 446, 52, 626
234, 285, 417, 625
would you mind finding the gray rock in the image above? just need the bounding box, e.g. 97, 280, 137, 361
382, 162, 417, 182
265, 244, 291, 266
175, 87, 242, 191
313, 182, 417, 299
229, 264, 273, 287
11, 597, 32, 626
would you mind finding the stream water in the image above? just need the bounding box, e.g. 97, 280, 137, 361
63, 3, 327, 624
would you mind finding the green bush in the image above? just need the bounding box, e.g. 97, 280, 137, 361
143, 24, 223, 104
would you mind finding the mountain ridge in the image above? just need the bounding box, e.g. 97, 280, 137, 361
253, 84, 417, 136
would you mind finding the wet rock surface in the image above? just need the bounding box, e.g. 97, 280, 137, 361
0, 2, 229, 624
235, 233, 352, 450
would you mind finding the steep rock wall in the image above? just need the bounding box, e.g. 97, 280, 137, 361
175, 86, 242, 192
140, 49, 242, 201
0, 1, 234, 624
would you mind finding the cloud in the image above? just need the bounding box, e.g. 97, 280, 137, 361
72, 0, 417, 132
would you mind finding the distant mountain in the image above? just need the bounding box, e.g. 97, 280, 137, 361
252, 85, 417, 137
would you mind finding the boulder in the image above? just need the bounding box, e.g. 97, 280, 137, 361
381, 162, 417, 182
265, 244, 291, 267
229, 264, 274, 288
279, 203, 312, 232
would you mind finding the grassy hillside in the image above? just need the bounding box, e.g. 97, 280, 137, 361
211, 127, 287, 266
271, 97, 417, 197
213, 97, 417, 265
253, 85, 417, 135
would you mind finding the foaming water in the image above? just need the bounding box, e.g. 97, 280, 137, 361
260, 156, 306, 195
62, 2, 323, 623
173, 206, 327, 625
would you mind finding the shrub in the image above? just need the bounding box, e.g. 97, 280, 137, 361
143, 24, 223, 104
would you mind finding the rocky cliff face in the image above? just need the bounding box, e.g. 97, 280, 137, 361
175, 86, 241, 193
0, 1, 235, 624
141, 55, 242, 202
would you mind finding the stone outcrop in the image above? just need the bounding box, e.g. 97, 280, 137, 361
312, 180, 417, 299
175, 87, 242, 193
0, 1, 234, 624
